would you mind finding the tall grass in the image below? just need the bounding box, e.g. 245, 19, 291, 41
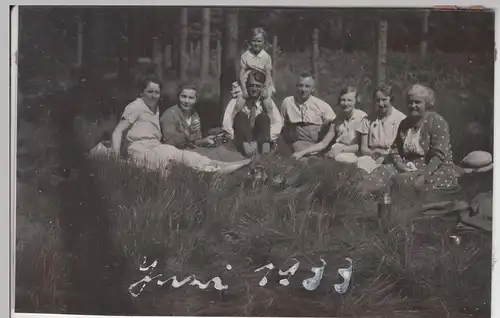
74, 156, 489, 317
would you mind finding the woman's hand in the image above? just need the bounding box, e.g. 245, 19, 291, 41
414, 174, 426, 188
205, 136, 215, 146
196, 136, 215, 147
327, 143, 346, 159
397, 161, 417, 173
371, 148, 387, 159
185, 132, 197, 143
375, 156, 386, 165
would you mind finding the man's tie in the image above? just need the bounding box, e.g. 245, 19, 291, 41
249, 103, 257, 128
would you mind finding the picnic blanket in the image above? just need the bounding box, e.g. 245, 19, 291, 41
418, 192, 492, 232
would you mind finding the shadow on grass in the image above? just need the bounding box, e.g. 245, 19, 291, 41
16, 82, 136, 314
54, 83, 137, 315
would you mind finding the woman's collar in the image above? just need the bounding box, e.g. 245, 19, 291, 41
342, 109, 355, 120
377, 106, 393, 120
250, 49, 265, 58
139, 97, 158, 114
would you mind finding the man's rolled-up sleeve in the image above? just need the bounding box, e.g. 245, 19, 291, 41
269, 100, 283, 141
222, 99, 237, 139
320, 100, 336, 123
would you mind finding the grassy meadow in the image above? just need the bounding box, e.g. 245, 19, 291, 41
15, 49, 493, 316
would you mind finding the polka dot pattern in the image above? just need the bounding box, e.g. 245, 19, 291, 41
359, 112, 459, 193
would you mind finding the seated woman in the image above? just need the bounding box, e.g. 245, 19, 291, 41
222, 71, 283, 158
356, 84, 406, 174
359, 84, 460, 194
292, 86, 367, 161
111, 75, 251, 175
159, 83, 245, 162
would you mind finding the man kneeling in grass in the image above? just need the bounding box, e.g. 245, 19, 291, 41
222, 71, 283, 158
111, 75, 251, 175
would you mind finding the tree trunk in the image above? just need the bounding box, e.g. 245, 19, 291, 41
420, 9, 430, 58
216, 39, 222, 76
115, 9, 129, 85
179, 7, 188, 80
375, 19, 388, 86
164, 44, 171, 69
338, 16, 344, 52
172, 33, 179, 71
200, 8, 211, 80
125, 10, 135, 70
152, 36, 163, 82
189, 41, 194, 69
311, 28, 320, 90
82, 10, 106, 83
272, 35, 278, 68
75, 16, 83, 68
220, 8, 239, 119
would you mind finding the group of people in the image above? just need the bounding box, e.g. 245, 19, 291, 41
108, 26, 474, 196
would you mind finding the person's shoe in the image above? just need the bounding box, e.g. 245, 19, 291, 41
242, 142, 255, 157
261, 142, 271, 155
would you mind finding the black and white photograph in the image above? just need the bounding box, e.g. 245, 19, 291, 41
14, 5, 495, 317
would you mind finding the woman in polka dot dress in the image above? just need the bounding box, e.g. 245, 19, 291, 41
359, 84, 460, 195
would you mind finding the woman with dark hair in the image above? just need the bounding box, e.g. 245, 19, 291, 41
355, 83, 406, 173
159, 82, 246, 162
111, 75, 251, 174
160, 83, 211, 148
359, 84, 460, 194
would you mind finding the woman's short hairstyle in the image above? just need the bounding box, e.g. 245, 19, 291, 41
407, 84, 435, 110
374, 83, 396, 103
178, 82, 198, 98
138, 75, 162, 94
338, 86, 361, 104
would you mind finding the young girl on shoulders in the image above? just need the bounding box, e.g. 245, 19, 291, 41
233, 27, 276, 116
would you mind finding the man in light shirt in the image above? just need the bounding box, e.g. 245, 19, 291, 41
222, 71, 283, 157
281, 73, 336, 153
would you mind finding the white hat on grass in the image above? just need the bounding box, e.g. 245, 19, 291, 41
461, 150, 493, 174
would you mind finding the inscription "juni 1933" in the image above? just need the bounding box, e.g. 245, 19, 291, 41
128, 257, 353, 297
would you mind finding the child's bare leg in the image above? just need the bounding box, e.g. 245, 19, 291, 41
261, 96, 273, 114
261, 142, 271, 154
215, 158, 252, 174
242, 141, 257, 157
